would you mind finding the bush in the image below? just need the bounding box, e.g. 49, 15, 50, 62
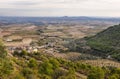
21, 68, 33, 77
39, 60, 53, 75
28, 58, 38, 68
0, 58, 14, 77
14, 74, 25, 79
88, 68, 104, 79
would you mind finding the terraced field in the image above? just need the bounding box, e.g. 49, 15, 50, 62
80, 59, 120, 68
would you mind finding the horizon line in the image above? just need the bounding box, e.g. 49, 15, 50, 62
0, 15, 120, 18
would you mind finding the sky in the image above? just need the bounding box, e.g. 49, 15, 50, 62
0, 0, 120, 17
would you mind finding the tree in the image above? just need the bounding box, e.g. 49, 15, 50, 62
53, 69, 66, 79
20, 50, 27, 56
39, 61, 53, 75
0, 40, 13, 78
14, 74, 25, 79
0, 40, 7, 58
40, 74, 51, 79
68, 68, 75, 75
28, 58, 38, 68
22, 68, 33, 77
0, 59, 14, 77
49, 58, 60, 69
108, 74, 119, 79
88, 68, 105, 79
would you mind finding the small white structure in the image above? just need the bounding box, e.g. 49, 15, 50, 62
107, 55, 111, 59
6, 38, 12, 42
33, 48, 38, 52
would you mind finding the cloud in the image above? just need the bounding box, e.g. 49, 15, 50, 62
10, 1, 39, 6
0, 0, 120, 17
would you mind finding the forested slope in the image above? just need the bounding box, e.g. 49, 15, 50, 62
87, 24, 120, 60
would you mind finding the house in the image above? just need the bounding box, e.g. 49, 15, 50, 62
33, 48, 38, 52
6, 38, 12, 42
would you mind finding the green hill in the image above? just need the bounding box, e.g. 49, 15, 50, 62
87, 24, 120, 60
65, 24, 120, 61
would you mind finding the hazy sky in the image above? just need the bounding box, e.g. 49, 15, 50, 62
0, 0, 120, 17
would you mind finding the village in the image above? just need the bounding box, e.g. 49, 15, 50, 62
0, 24, 84, 56
3, 35, 58, 54
0, 30, 67, 57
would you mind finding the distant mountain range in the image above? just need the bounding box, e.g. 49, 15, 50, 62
0, 16, 120, 26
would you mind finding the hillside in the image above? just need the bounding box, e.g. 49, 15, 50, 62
1, 38, 120, 79
87, 24, 120, 60
65, 24, 120, 61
